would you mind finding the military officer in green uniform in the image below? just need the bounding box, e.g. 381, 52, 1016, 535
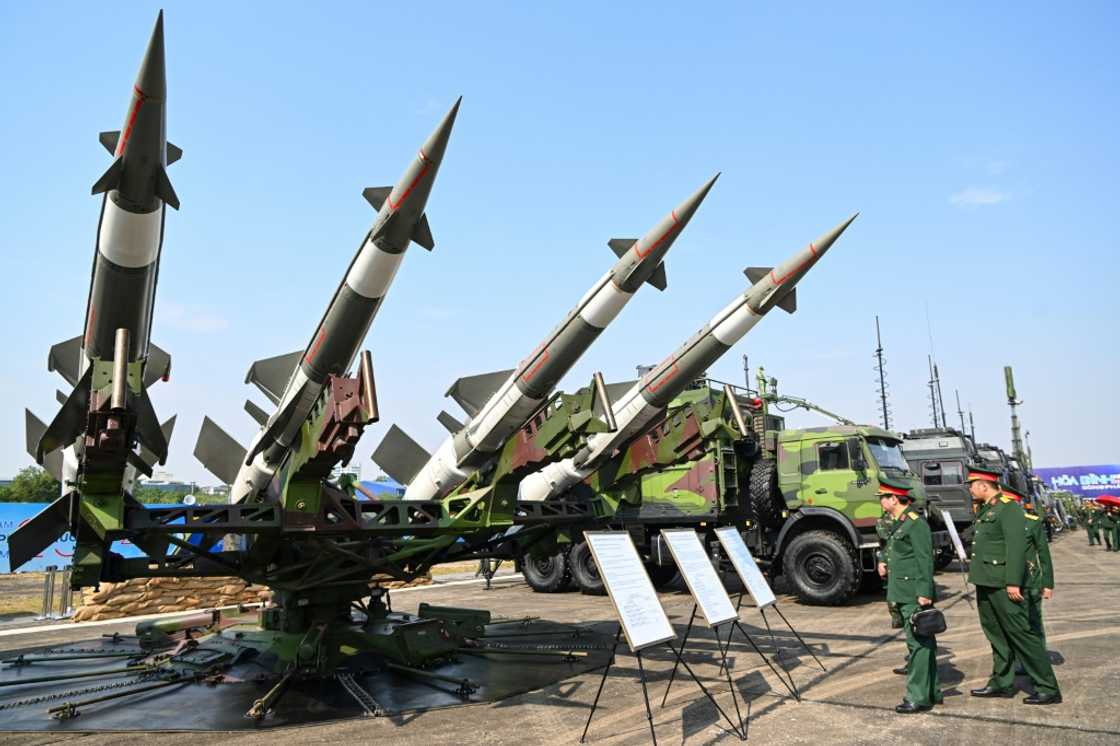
876, 510, 905, 631
879, 475, 942, 713
967, 467, 1061, 704
1109, 505, 1120, 552
1005, 488, 1054, 645
1086, 504, 1101, 546
1100, 503, 1116, 551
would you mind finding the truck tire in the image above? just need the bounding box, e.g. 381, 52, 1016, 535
645, 561, 678, 590
782, 529, 860, 605
749, 460, 785, 529
521, 549, 572, 593
934, 545, 954, 571
570, 541, 606, 596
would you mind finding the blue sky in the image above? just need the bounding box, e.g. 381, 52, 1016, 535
1, 2, 1117, 484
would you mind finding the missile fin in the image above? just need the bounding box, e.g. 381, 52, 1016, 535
166, 142, 183, 165
607, 238, 638, 258
91, 157, 124, 195
775, 287, 797, 314
38, 367, 93, 463
55, 390, 67, 405
143, 343, 172, 387
245, 350, 302, 405
127, 449, 154, 478
744, 267, 772, 284
245, 391, 303, 465
445, 368, 515, 418
48, 335, 83, 387
436, 410, 464, 433
647, 262, 668, 291
99, 130, 121, 156
371, 425, 431, 487
155, 165, 179, 210
25, 409, 63, 482
244, 399, 270, 426
412, 213, 434, 250
362, 186, 392, 211
603, 379, 638, 405
194, 417, 248, 485
137, 415, 177, 471
7, 495, 74, 572
134, 390, 169, 465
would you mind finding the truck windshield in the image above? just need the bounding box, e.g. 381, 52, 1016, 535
867, 438, 910, 474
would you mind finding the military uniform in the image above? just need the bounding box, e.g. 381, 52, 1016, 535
967, 468, 1060, 701
1086, 507, 1100, 546
879, 475, 941, 712
1023, 507, 1054, 642
1100, 507, 1116, 551
1110, 507, 1120, 551
876, 510, 904, 629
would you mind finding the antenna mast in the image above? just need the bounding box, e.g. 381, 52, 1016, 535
874, 316, 891, 429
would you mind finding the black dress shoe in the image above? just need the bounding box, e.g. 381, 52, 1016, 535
970, 686, 1016, 698
1023, 692, 1063, 705
893, 666, 909, 675
895, 700, 933, 714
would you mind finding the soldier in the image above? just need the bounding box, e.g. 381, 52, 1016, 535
879, 475, 942, 713
1005, 489, 1054, 648
967, 466, 1061, 704
1110, 505, 1120, 552
876, 508, 908, 674
1086, 503, 1101, 546
1100, 502, 1116, 551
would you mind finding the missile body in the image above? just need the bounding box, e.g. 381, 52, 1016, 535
398, 176, 719, 501
223, 100, 461, 503
518, 214, 858, 502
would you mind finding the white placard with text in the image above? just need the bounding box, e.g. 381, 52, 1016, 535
941, 510, 968, 563
660, 529, 738, 627
715, 526, 777, 609
584, 531, 676, 651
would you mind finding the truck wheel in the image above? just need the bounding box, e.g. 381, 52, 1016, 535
782, 530, 860, 605
570, 541, 606, 596
645, 561, 678, 590
749, 460, 786, 529
521, 549, 572, 593
934, 545, 954, 571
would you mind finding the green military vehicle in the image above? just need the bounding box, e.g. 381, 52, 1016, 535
518, 377, 929, 605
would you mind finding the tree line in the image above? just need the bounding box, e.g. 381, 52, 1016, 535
0, 466, 225, 504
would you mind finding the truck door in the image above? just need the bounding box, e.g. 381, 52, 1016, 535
799, 438, 878, 521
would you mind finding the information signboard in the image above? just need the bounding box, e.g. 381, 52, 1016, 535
941, 509, 968, 564
715, 527, 776, 609
584, 531, 676, 651
660, 529, 737, 627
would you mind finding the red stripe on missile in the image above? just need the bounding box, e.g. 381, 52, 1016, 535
635, 212, 681, 258
645, 361, 680, 393
521, 346, 551, 382
769, 243, 817, 286
305, 328, 327, 364
387, 159, 432, 211
117, 86, 147, 156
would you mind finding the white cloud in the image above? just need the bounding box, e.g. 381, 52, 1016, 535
949, 187, 1010, 208
160, 302, 230, 333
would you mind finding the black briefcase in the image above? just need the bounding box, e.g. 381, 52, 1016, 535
910, 606, 947, 636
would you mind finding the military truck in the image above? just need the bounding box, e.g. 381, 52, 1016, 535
901, 427, 979, 568
518, 378, 930, 605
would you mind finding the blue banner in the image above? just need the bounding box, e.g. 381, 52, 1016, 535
0, 503, 146, 574
1035, 464, 1120, 499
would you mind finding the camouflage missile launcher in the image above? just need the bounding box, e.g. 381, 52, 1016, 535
504, 377, 927, 605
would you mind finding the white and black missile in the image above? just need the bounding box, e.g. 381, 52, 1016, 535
518, 213, 858, 502
373, 176, 720, 501
195, 100, 461, 502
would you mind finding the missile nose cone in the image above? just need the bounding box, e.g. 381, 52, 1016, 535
135, 10, 167, 99
673, 172, 720, 227
811, 211, 859, 258
421, 96, 462, 165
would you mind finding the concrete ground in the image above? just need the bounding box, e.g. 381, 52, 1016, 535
1, 532, 1117, 744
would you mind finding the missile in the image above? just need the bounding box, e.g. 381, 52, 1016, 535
197, 99, 461, 502
10, 12, 180, 572
518, 213, 858, 502
374, 175, 720, 501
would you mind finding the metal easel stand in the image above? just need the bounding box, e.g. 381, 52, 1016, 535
657, 605, 746, 740
713, 593, 801, 701
581, 624, 745, 744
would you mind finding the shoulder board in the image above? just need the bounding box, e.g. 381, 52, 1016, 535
1026, 513, 1040, 521
908, 512, 919, 520
1000, 496, 1013, 503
